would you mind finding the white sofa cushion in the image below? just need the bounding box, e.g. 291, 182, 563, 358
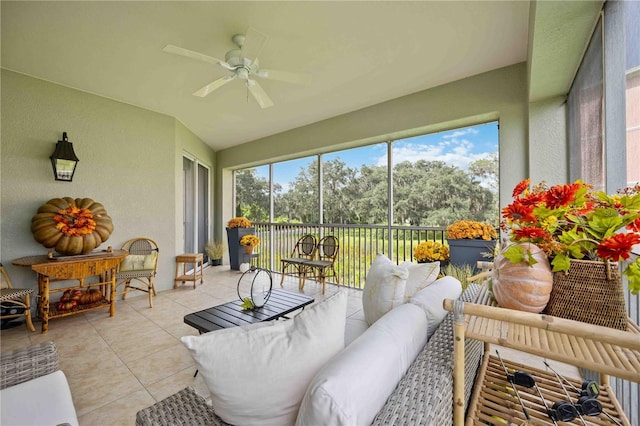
400, 261, 440, 302
0, 370, 78, 426
181, 291, 347, 426
296, 302, 428, 426
362, 254, 409, 325
410, 275, 463, 338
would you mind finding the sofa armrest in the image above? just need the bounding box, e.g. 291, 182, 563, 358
371, 283, 483, 425
0, 341, 59, 389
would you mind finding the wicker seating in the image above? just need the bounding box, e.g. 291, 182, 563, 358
301, 235, 339, 295
0, 341, 79, 425
136, 284, 483, 425
0, 341, 59, 390
280, 234, 317, 287
0, 263, 35, 332
115, 238, 159, 308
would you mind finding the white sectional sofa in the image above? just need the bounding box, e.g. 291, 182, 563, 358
137, 281, 484, 425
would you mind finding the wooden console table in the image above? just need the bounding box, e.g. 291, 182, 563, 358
444, 284, 639, 425
13, 250, 128, 333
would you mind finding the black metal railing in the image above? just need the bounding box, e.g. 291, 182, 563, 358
249, 222, 446, 289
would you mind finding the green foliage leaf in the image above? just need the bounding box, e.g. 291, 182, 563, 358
503, 245, 525, 264
551, 253, 571, 272
240, 297, 255, 310
624, 259, 640, 296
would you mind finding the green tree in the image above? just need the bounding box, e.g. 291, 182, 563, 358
235, 169, 271, 222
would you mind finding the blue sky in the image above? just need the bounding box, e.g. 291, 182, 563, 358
258, 121, 498, 188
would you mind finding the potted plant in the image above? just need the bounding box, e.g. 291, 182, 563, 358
446, 220, 497, 272
500, 179, 640, 329
205, 240, 225, 266
239, 234, 260, 254
226, 217, 254, 270
413, 241, 450, 268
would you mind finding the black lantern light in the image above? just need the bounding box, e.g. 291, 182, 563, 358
50, 132, 79, 182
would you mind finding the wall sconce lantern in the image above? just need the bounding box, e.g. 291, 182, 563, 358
50, 132, 79, 182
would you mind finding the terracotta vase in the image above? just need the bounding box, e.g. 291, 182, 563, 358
244, 245, 254, 254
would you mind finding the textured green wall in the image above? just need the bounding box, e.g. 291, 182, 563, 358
0, 70, 213, 292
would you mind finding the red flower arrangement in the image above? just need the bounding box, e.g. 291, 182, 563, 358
54, 206, 97, 236
501, 179, 640, 294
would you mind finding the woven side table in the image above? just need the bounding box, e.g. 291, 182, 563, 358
174, 253, 204, 289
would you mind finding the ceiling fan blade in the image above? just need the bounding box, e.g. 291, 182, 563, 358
163, 44, 224, 65
163, 44, 233, 70
193, 74, 236, 97
257, 69, 312, 86
247, 79, 274, 108
242, 27, 268, 63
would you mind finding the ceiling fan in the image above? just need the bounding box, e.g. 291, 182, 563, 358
163, 28, 312, 108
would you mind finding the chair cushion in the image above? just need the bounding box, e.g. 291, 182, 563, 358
120, 252, 157, 271
362, 254, 408, 325
181, 291, 347, 426
296, 302, 428, 426
0, 370, 78, 426
0, 288, 33, 302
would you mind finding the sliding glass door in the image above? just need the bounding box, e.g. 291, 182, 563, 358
183, 155, 210, 262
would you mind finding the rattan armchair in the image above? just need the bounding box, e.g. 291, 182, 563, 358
115, 238, 159, 308
0, 263, 35, 332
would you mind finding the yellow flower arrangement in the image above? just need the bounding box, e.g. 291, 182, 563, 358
414, 241, 450, 262
240, 234, 260, 247
446, 220, 497, 241
227, 217, 251, 228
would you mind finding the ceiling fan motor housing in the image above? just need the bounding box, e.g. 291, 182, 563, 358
225, 49, 243, 67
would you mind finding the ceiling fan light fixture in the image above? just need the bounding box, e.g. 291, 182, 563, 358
236, 68, 249, 80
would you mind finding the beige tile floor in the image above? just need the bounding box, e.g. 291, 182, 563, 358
0, 266, 580, 425
0, 266, 368, 425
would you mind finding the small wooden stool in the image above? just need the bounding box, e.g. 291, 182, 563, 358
174, 253, 204, 289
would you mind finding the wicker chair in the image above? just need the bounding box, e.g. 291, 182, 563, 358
301, 235, 339, 294
0, 263, 35, 332
280, 234, 317, 287
115, 238, 159, 308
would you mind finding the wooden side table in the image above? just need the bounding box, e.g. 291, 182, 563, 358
174, 253, 204, 289
443, 284, 639, 425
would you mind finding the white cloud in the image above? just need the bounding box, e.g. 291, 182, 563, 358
442, 128, 480, 139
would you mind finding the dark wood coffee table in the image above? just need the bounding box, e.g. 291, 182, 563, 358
184, 288, 315, 334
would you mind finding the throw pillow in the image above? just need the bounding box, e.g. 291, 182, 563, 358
362, 254, 409, 325
296, 302, 428, 426
400, 261, 440, 302
409, 275, 462, 338
181, 291, 348, 426
119, 252, 156, 271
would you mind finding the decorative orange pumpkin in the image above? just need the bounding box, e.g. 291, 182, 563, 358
78, 289, 102, 305
492, 243, 553, 313
31, 197, 114, 255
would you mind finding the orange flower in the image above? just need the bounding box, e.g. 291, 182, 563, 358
513, 226, 548, 240
597, 233, 640, 261
512, 179, 530, 198
502, 201, 536, 223
543, 182, 581, 209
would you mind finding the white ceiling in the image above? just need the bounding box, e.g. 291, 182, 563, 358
1, 1, 530, 151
